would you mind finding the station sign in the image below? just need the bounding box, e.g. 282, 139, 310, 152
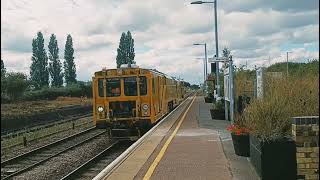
208, 57, 215, 63
224, 68, 230, 101
256, 68, 263, 99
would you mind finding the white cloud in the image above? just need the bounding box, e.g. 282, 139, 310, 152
1, 0, 319, 85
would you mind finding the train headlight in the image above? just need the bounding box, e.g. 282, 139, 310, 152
143, 111, 148, 115
97, 106, 104, 112
142, 104, 149, 110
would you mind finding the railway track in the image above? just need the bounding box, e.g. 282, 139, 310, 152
1, 127, 106, 180
60, 140, 132, 180
1, 114, 94, 151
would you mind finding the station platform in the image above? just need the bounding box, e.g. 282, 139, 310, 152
95, 96, 259, 180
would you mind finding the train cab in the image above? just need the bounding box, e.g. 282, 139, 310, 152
92, 64, 185, 139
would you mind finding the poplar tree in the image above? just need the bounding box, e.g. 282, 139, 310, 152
1, 59, 5, 78
48, 34, 63, 87
116, 31, 135, 68
126, 31, 135, 66
30, 31, 49, 89
64, 34, 77, 85
116, 32, 126, 68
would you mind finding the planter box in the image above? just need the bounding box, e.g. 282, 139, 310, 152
231, 133, 250, 157
204, 96, 212, 103
250, 135, 297, 180
210, 109, 225, 120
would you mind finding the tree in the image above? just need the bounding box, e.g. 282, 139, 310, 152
191, 84, 200, 89
1, 59, 6, 78
64, 34, 77, 85
116, 33, 126, 68
222, 47, 231, 69
125, 31, 135, 66
222, 47, 231, 58
48, 34, 63, 87
3, 72, 29, 100
116, 31, 135, 68
30, 31, 49, 89
1, 59, 6, 95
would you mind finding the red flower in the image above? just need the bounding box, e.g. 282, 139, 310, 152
226, 124, 250, 135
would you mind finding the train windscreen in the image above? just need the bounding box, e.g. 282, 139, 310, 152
124, 76, 148, 96
124, 77, 137, 96
98, 76, 147, 97
106, 78, 121, 97
98, 79, 104, 97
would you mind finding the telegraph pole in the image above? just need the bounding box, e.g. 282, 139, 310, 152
286, 52, 289, 77
286, 51, 292, 77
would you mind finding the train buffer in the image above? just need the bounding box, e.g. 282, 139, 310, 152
93, 96, 259, 180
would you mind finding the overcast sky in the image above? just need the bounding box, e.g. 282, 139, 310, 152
1, 0, 319, 84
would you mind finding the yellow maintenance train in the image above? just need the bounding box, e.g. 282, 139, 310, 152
92, 64, 187, 139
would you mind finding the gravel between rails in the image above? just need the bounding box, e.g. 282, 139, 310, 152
77, 145, 130, 180
14, 133, 115, 180
64, 141, 132, 180
1, 128, 106, 180
1, 117, 93, 162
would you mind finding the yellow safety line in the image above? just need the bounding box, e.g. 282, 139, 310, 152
143, 96, 196, 180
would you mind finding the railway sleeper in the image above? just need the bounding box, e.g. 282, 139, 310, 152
110, 128, 140, 141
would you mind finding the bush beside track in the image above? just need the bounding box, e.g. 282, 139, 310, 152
1, 82, 92, 103
21, 84, 92, 101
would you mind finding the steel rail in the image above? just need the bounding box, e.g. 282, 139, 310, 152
1, 127, 96, 166
1, 128, 105, 180
60, 140, 121, 180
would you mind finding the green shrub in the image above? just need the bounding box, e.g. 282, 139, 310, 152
23, 87, 63, 101
1, 93, 11, 103
2, 72, 29, 101
21, 82, 92, 101
79, 82, 93, 98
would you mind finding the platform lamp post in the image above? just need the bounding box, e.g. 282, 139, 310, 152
193, 43, 208, 95
196, 57, 206, 83
191, 0, 220, 98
